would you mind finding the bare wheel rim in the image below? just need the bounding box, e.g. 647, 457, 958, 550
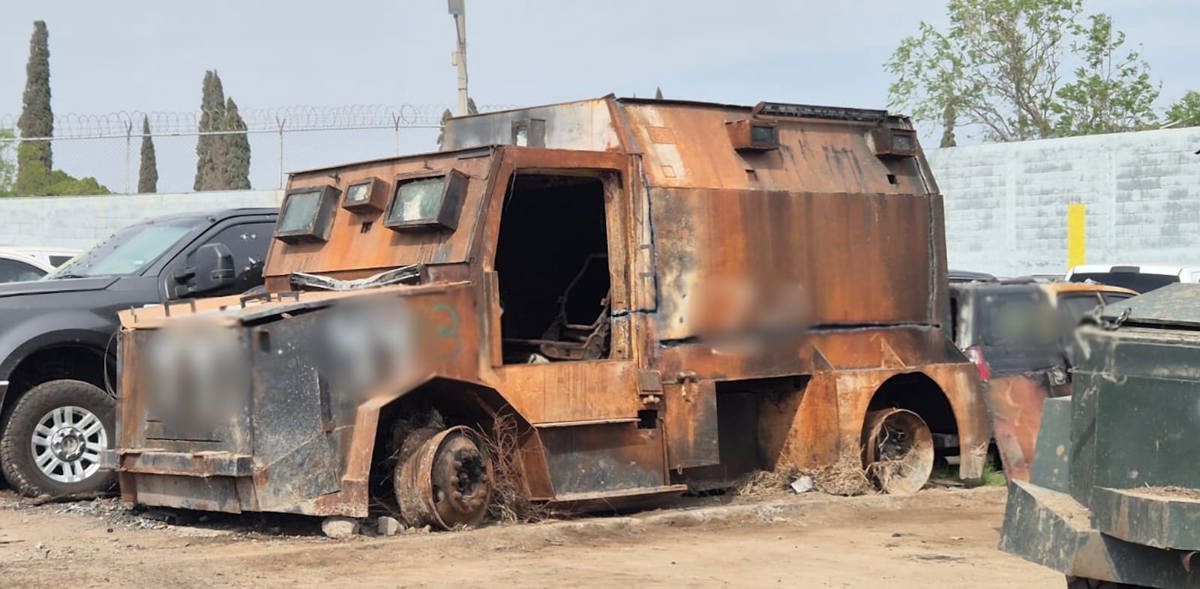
30, 405, 107, 484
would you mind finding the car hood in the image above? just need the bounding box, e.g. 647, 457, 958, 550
0, 276, 119, 299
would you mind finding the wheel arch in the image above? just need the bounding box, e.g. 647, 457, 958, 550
367, 376, 550, 501
863, 367, 991, 480
0, 337, 112, 421
865, 372, 958, 437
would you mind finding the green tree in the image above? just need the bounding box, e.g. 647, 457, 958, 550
10, 21, 110, 196
194, 70, 227, 191
222, 98, 251, 189
15, 21, 53, 194
886, 0, 1159, 142
1166, 91, 1200, 127
0, 129, 16, 195
467, 97, 479, 115
1053, 14, 1158, 136
138, 116, 157, 193
44, 170, 110, 196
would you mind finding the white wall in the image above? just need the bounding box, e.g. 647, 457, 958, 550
5, 128, 1200, 273
0, 190, 283, 251
927, 127, 1200, 277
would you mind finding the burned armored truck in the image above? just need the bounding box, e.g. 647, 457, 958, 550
110, 97, 991, 528
1001, 284, 1200, 588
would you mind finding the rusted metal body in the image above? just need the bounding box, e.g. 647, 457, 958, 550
949, 281, 1135, 481
112, 96, 990, 522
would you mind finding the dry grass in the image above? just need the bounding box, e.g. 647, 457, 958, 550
482, 413, 548, 524
802, 455, 874, 496
735, 466, 802, 497
735, 455, 875, 498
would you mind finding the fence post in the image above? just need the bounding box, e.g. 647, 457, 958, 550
393, 113, 402, 155
124, 121, 133, 194
276, 117, 286, 189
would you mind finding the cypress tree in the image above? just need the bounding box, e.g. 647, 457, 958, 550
222, 98, 251, 189
655, 86, 664, 100
194, 70, 226, 191
138, 116, 157, 193
15, 21, 53, 195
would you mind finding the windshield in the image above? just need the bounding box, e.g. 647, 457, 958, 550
975, 289, 1057, 347
47, 219, 202, 279
1070, 272, 1178, 294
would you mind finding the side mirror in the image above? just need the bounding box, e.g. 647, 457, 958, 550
174, 243, 235, 297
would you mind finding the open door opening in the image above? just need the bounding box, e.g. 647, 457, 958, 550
495, 174, 611, 364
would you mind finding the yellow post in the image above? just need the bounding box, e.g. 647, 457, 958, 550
1067, 203, 1086, 268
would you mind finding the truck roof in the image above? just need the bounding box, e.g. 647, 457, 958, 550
144, 207, 277, 224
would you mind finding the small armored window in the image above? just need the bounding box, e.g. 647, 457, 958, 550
384, 169, 468, 232
341, 177, 387, 213
276, 185, 340, 243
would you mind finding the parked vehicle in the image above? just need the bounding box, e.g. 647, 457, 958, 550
1001, 284, 1200, 587
0, 247, 81, 283
9, 247, 82, 269
0, 208, 277, 497
112, 96, 996, 529
948, 269, 997, 284
949, 280, 1135, 481
1067, 263, 1200, 293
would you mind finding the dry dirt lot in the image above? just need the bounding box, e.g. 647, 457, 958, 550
0, 486, 1060, 588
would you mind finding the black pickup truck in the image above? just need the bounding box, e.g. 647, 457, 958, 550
0, 207, 277, 497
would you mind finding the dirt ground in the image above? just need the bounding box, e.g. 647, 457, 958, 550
0, 486, 1060, 588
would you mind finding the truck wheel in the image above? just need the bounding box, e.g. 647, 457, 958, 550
394, 425, 494, 529
862, 408, 934, 495
0, 380, 115, 498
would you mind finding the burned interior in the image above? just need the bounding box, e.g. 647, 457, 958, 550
494, 173, 612, 364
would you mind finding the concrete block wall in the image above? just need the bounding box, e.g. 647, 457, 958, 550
927, 126, 1200, 277
0, 190, 283, 251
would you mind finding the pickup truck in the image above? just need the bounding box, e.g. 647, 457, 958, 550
0, 207, 277, 497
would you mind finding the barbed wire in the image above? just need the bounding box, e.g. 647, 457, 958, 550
0, 103, 516, 141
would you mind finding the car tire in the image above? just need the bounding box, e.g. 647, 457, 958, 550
0, 379, 115, 498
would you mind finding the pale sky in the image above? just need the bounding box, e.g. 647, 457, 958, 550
1, 0, 1197, 193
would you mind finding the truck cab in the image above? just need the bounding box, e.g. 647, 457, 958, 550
113, 97, 991, 528
0, 208, 276, 498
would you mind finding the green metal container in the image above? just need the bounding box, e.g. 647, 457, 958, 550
1000, 283, 1200, 588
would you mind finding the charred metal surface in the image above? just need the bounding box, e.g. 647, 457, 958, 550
115, 96, 988, 522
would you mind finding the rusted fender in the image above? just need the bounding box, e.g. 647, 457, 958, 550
986, 374, 1064, 482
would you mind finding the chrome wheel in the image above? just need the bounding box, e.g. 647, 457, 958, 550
31, 405, 107, 484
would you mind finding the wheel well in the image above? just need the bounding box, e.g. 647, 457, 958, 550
2, 345, 110, 419
369, 378, 524, 502
866, 372, 957, 437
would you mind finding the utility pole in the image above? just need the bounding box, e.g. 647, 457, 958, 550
448, 0, 469, 116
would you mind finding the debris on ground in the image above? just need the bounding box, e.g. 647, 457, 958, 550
321, 517, 359, 539
377, 516, 403, 536
803, 455, 875, 496
736, 466, 801, 497
736, 456, 875, 498
790, 476, 814, 494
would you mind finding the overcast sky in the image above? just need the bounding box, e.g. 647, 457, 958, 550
2, 0, 1198, 194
